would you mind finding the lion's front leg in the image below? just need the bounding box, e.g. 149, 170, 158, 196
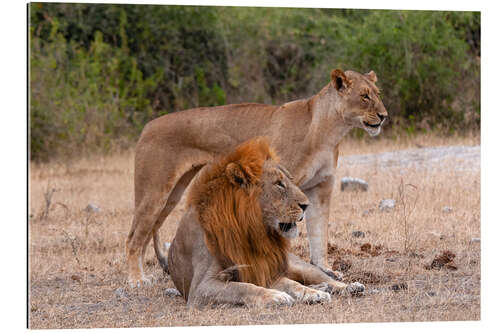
188, 261, 295, 308
190, 278, 295, 308
272, 277, 331, 304
286, 253, 365, 296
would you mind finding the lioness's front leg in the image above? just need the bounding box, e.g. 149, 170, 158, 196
272, 277, 331, 304
304, 177, 337, 277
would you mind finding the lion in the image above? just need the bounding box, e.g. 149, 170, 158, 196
126, 68, 388, 286
167, 138, 364, 307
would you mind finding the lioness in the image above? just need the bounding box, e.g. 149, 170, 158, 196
127, 69, 388, 285
168, 138, 362, 307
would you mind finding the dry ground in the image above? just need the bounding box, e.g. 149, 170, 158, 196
28, 134, 480, 329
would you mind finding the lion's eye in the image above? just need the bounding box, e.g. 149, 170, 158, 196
362, 93, 370, 100
275, 180, 285, 189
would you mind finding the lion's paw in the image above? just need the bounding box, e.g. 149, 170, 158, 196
346, 282, 365, 296
309, 281, 349, 295
260, 290, 295, 307
308, 282, 333, 294
300, 287, 332, 304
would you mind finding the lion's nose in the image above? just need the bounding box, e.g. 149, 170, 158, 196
299, 203, 309, 212
377, 113, 386, 122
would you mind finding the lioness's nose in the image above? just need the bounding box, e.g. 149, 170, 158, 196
299, 203, 309, 212
377, 113, 386, 121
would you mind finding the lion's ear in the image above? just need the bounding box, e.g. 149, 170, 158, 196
331, 69, 351, 92
365, 70, 378, 83
226, 162, 250, 188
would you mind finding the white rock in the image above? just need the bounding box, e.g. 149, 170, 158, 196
379, 199, 396, 211
164, 288, 182, 297
341, 177, 369, 192
362, 208, 374, 217
442, 206, 453, 213
429, 231, 445, 240
367, 288, 382, 295
114, 287, 129, 298
352, 231, 365, 238
85, 203, 100, 213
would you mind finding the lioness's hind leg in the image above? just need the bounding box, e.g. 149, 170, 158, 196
127, 145, 211, 287
126, 193, 167, 287
152, 165, 204, 273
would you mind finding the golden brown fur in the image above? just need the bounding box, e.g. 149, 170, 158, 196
167, 138, 363, 307
126, 69, 388, 286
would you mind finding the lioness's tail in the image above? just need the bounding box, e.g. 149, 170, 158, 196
153, 231, 169, 274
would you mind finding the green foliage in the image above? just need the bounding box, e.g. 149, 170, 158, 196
30, 25, 160, 160
335, 10, 480, 133
29, 3, 480, 160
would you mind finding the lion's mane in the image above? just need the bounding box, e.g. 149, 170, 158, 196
188, 138, 289, 288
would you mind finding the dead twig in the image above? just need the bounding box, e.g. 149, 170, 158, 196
398, 179, 419, 254
39, 185, 59, 221
61, 230, 82, 267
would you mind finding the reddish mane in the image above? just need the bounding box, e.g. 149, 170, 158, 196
188, 137, 289, 288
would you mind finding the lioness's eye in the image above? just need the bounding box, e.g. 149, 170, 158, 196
275, 180, 285, 189
362, 93, 370, 100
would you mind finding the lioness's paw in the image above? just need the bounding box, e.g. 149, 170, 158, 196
300, 287, 332, 304
318, 267, 343, 281
330, 270, 344, 281
128, 274, 154, 288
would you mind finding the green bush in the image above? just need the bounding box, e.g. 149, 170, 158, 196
29, 3, 480, 160
30, 27, 160, 160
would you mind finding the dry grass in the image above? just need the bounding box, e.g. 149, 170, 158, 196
339, 130, 480, 155
28, 133, 480, 329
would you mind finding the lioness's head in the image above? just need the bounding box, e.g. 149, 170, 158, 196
330, 69, 388, 136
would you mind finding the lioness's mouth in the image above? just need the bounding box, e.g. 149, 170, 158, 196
279, 222, 297, 232
363, 121, 381, 128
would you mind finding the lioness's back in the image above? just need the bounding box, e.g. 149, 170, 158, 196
137, 103, 279, 153
144, 102, 277, 132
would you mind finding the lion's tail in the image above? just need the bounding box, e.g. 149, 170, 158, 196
153, 230, 169, 274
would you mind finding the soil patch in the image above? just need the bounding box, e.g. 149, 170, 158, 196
331, 258, 352, 273
425, 250, 458, 270
328, 242, 400, 258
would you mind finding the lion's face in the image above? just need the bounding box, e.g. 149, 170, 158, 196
331, 69, 388, 137
258, 160, 310, 239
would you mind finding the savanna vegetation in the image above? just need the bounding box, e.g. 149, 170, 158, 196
29, 139, 480, 328
29, 3, 480, 160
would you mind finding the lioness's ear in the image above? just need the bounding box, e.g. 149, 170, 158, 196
226, 162, 250, 188
331, 69, 351, 92
365, 70, 378, 83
